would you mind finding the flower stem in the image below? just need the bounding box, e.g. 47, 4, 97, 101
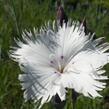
72, 89, 79, 109
53, 94, 66, 109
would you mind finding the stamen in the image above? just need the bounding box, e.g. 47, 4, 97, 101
60, 67, 64, 73
57, 67, 64, 73
61, 55, 64, 59
50, 61, 53, 64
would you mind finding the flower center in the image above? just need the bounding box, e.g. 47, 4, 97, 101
58, 55, 65, 73
50, 55, 65, 74
58, 67, 64, 73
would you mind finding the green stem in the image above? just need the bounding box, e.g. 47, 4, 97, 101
73, 100, 76, 109
72, 89, 79, 109
53, 94, 66, 109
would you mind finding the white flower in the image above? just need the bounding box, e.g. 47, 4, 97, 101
10, 21, 109, 108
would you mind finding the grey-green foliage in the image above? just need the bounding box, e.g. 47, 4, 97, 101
0, 0, 109, 109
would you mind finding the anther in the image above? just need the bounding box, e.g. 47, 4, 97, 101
61, 55, 64, 59
50, 61, 53, 63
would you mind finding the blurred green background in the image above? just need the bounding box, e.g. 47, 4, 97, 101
0, 0, 109, 109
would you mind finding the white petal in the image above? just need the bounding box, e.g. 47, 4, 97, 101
61, 72, 106, 98
71, 50, 109, 70
56, 22, 89, 61
18, 63, 65, 108
62, 50, 108, 98
9, 29, 65, 108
